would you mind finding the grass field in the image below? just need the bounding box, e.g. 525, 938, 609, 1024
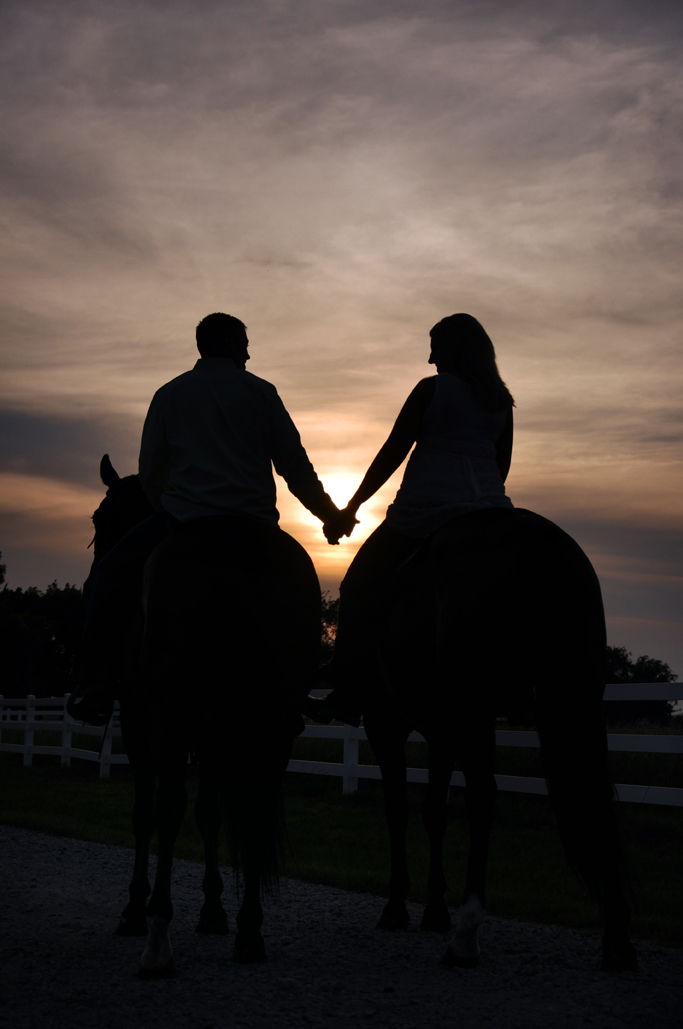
1, 740, 681, 948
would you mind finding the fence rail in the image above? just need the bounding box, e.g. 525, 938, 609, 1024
1, 686, 682, 806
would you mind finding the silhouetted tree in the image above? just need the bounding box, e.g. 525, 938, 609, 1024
604, 644, 677, 724
320, 591, 339, 665
0, 567, 84, 698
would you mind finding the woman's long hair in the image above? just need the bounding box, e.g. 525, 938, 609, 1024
430, 313, 515, 412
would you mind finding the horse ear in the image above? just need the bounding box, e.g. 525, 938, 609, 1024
100, 453, 121, 488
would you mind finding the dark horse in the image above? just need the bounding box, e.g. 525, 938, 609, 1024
361, 507, 637, 972
77, 456, 320, 971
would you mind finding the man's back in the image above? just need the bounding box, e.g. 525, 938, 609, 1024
139, 356, 333, 526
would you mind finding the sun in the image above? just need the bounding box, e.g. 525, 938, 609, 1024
320, 472, 359, 510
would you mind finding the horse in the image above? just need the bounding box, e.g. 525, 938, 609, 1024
359, 506, 637, 972
72, 456, 321, 971
71, 455, 166, 938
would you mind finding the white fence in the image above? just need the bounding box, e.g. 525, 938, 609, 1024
1, 686, 682, 807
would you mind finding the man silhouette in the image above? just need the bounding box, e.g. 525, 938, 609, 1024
73, 313, 337, 720
139, 313, 337, 528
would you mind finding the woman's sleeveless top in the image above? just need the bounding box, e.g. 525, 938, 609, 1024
385, 373, 513, 538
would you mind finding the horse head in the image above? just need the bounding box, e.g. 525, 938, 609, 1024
83, 455, 155, 596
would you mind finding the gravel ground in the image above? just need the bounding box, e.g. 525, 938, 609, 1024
1, 825, 680, 1029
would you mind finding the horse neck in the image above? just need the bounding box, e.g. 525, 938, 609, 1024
90, 475, 153, 570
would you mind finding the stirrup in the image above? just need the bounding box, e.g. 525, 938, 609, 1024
66, 682, 117, 726
302, 694, 361, 728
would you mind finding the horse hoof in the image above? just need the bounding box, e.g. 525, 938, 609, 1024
445, 894, 484, 966
196, 910, 229, 935
116, 915, 148, 937
140, 914, 174, 977
420, 904, 451, 933
601, 936, 638, 972
233, 932, 267, 964
376, 903, 409, 931
441, 945, 478, 969
138, 962, 178, 979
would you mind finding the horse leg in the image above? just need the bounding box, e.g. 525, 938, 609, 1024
233, 863, 266, 963
117, 695, 155, 936
365, 713, 411, 930
420, 743, 456, 933
549, 777, 637, 971
442, 724, 496, 968
539, 704, 638, 973
195, 782, 228, 935
601, 879, 637, 971
139, 771, 187, 977
222, 779, 286, 964
117, 761, 155, 936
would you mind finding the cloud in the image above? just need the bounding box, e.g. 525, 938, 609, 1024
0, 408, 138, 485
0, 0, 681, 673
0, 471, 104, 589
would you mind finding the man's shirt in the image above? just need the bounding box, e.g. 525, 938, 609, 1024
139, 357, 334, 526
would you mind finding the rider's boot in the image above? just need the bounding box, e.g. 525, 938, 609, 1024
302, 664, 362, 728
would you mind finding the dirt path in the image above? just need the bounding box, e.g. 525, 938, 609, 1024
1, 825, 680, 1029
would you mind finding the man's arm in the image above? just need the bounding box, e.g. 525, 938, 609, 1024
138, 391, 172, 511
269, 396, 338, 523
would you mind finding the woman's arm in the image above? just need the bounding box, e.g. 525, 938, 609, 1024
348, 377, 436, 512
324, 378, 436, 543
496, 407, 513, 482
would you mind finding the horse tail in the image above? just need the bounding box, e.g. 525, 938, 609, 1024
522, 512, 634, 922
222, 783, 286, 898
539, 701, 634, 918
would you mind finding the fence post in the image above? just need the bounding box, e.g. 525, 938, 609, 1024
99, 718, 112, 778
24, 695, 36, 767
342, 723, 359, 794
61, 695, 72, 769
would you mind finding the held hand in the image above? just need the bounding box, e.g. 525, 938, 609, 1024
321, 500, 343, 545
323, 522, 342, 545
336, 506, 360, 541
323, 506, 359, 545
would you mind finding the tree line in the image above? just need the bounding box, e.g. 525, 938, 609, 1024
0, 552, 677, 722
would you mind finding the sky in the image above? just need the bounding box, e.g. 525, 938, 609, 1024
1, 0, 682, 676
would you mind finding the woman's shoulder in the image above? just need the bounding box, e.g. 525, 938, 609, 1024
413, 375, 439, 392
403, 375, 438, 406
408, 376, 438, 413
392, 377, 438, 438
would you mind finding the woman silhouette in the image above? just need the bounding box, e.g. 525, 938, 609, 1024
317, 313, 515, 724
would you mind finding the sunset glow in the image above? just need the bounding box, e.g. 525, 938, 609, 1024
1, 1, 681, 675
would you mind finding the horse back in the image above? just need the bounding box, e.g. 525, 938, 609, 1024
383, 508, 606, 727
140, 515, 321, 723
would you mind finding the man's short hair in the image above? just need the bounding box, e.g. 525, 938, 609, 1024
196, 313, 247, 355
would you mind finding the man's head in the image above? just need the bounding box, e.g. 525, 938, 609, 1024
196, 313, 249, 368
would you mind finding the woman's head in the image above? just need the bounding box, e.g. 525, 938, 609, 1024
428, 313, 514, 411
